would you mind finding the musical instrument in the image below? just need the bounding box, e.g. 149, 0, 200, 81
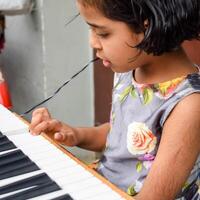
0, 104, 132, 200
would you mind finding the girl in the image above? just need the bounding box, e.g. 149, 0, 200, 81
30, 0, 200, 199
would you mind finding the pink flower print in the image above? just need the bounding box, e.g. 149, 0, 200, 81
138, 153, 155, 161
127, 122, 157, 155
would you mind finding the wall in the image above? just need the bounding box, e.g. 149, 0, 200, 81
1, 0, 95, 162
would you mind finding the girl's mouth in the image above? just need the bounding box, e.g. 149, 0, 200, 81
102, 59, 112, 68
96, 54, 112, 68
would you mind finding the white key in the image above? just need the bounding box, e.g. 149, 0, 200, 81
29, 190, 71, 200
70, 183, 111, 200
0, 104, 28, 136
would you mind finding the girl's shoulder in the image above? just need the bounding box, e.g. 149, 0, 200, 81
159, 67, 200, 127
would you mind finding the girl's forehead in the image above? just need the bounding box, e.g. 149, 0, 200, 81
77, 1, 105, 21
77, 0, 100, 7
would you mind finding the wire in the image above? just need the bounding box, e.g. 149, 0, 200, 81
21, 58, 99, 116
65, 13, 80, 26
20, 12, 90, 116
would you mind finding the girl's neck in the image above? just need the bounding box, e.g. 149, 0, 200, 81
134, 48, 198, 84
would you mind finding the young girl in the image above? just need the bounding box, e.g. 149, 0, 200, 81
30, 0, 200, 199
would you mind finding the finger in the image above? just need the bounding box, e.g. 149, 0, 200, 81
30, 108, 51, 130
54, 132, 64, 141
30, 119, 62, 136
54, 131, 77, 147
32, 107, 51, 120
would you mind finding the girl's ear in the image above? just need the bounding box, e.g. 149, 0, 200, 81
144, 19, 149, 29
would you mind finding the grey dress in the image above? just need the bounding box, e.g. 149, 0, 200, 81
97, 68, 200, 199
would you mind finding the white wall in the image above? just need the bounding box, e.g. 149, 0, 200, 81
1, 0, 95, 162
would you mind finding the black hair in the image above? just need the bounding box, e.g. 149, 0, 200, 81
78, 0, 200, 55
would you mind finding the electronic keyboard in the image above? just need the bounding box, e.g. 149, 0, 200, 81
0, 104, 131, 200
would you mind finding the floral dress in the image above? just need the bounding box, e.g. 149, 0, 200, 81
97, 68, 200, 199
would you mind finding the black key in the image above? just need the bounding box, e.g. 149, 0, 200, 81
0, 135, 11, 143
0, 158, 39, 179
50, 194, 74, 200
0, 141, 16, 152
0, 136, 16, 152
0, 157, 31, 174
0, 135, 9, 143
0, 150, 26, 166
1, 181, 61, 200
0, 173, 53, 195
0, 162, 39, 180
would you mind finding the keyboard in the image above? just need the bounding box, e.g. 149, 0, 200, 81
0, 105, 131, 200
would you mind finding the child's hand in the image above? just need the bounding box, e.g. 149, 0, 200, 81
29, 107, 79, 147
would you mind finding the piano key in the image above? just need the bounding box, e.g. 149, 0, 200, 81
50, 194, 74, 200
1, 134, 126, 200
87, 192, 123, 200
47, 175, 120, 200
5, 136, 125, 200
0, 152, 35, 173
0, 105, 28, 136
69, 183, 112, 200
29, 176, 121, 200
30, 176, 101, 200
0, 160, 40, 180
0, 173, 53, 195
0, 135, 16, 152
0, 105, 129, 200
0, 148, 19, 156
0, 181, 61, 200
0, 150, 27, 166
29, 190, 72, 200
0, 135, 12, 142
0, 141, 16, 152
0, 170, 43, 187
0, 186, 36, 199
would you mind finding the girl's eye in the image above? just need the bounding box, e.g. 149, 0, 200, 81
96, 33, 109, 38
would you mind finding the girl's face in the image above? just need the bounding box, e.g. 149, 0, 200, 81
77, 2, 148, 73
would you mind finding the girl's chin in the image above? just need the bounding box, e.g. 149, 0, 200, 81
112, 67, 133, 73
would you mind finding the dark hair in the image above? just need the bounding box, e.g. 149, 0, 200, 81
78, 0, 200, 55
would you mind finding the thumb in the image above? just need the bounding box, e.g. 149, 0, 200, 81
54, 132, 65, 142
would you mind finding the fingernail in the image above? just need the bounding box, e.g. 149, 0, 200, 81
31, 132, 37, 136
54, 133, 63, 140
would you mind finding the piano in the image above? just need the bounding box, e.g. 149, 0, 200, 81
0, 104, 132, 200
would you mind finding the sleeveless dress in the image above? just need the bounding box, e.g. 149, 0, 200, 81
97, 67, 200, 199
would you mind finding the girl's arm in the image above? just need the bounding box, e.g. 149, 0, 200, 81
75, 123, 110, 152
135, 93, 200, 200
29, 107, 110, 152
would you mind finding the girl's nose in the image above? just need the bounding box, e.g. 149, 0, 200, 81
89, 31, 102, 50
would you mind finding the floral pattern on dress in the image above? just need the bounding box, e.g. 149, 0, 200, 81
127, 122, 157, 155
135, 84, 154, 105
135, 154, 155, 172
119, 86, 137, 103
154, 76, 185, 98
127, 180, 143, 196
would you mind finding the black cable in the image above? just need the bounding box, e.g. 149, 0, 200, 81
65, 13, 80, 26
21, 58, 99, 116
20, 12, 92, 116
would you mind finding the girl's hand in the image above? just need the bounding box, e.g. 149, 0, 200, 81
29, 107, 80, 147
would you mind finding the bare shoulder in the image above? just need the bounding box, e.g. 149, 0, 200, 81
177, 93, 200, 109
162, 93, 200, 149
166, 93, 200, 123
166, 92, 200, 122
